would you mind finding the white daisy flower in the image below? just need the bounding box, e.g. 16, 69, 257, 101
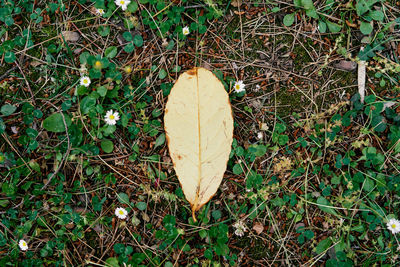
182, 26, 190, 36
115, 0, 130, 11
80, 76, 91, 87
115, 207, 128, 219
96, 9, 105, 16
233, 220, 246, 237
19, 239, 28, 251
233, 80, 245, 93
387, 218, 400, 234
104, 110, 120, 125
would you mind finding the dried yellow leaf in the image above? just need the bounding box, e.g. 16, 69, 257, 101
164, 67, 233, 221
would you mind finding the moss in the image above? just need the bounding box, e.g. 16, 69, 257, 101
292, 39, 313, 72
235, 237, 270, 260
275, 86, 305, 117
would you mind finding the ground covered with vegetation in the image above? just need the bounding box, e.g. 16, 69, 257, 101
1, 0, 400, 266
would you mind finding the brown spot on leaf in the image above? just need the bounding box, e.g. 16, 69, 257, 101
187, 68, 197, 76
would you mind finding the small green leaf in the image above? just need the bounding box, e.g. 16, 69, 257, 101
363, 177, 375, 192
171, 65, 181, 73
283, 13, 295, 26
204, 248, 213, 260
360, 21, 373, 35
278, 135, 289, 145
154, 133, 165, 148
301, 0, 314, 9
101, 140, 114, 153
275, 123, 286, 133
80, 52, 91, 64
33, 109, 43, 118
122, 31, 133, 41
315, 238, 332, 254
1, 104, 17, 116
124, 43, 135, 53
355, 1, 369, 16
105, 46, 118, 58
253, 145, 267, 156
0, 199, 9, 208
159, 69, 167, 79
117, 193, 130, 204
4, 51, 16, 63
136, 202, 147, 211
0, 119, 5, 134
97, 86, 108, 97
318, 21, 327, 33
127, 1, 138, 12
369, 10, 384, 21
232, 163, 243, 175
29, 160, 41, 173
316, 197, 339, 216
212, 210, 221, 220
166, 40, 175, 50
5, 16, 14, 26
98, 26, 110, 36
80, 96, 96, 114
198, 24, 207, 34
271, 7, 280, 13
326, 20, 342, 33
133, 35, 144, 47
105, 257, 119, 267
43, 113, 72, 133
305, 8, 318, 19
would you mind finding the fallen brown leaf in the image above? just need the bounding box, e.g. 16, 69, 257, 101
61, 31, 80, 42
252, 222, 264, 234
231, 0, 242, 7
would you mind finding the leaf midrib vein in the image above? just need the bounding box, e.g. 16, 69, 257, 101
195, 69, 202, 209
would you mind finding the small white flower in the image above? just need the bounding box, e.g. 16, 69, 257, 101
19, 239, 28, 251
233, 80, 245, 93
182, 26, 190, 36
115, 0, 130, 11
255, 84, 261, 92
104, 110, 120, 125
387, 218, 400, 234
257, 132, 263, 140
233, 220, 246, 237
115, 207, 128, 219
80, 76, 91, 87
96, 8, 105, 16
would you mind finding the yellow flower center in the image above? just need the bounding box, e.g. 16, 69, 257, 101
120, 0, 125, 4
392, 224, 397, 228
235, 84, 240, 89
109, 114, 115, 120
124, 66, 132, 73
22, 242, 26, 246
83, 79, 88, 84
95, 61, 102, 68
119, 210, 124, 215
